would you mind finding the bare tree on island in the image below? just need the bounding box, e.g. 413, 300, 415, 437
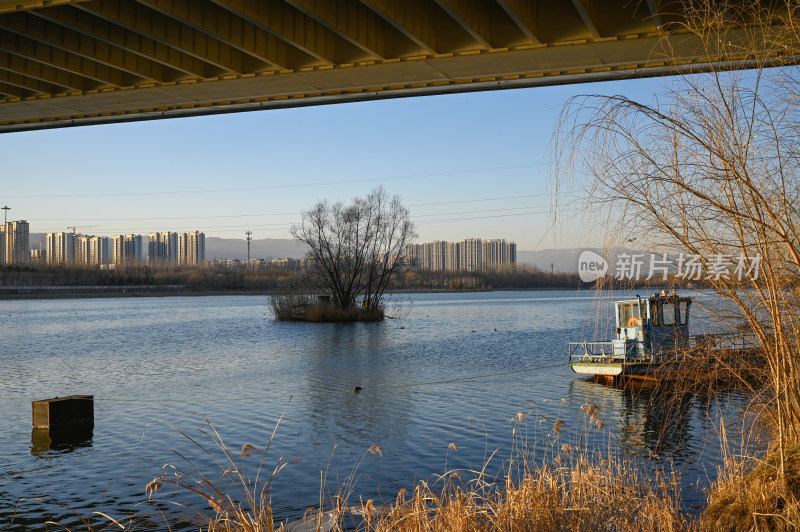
278, 187, 416, 321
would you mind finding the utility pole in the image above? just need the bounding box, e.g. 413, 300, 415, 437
551, 262, 554, 275
2, 205, 9, 225
246, 230, 252, 269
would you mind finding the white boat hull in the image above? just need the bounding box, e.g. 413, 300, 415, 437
569, 362, 624, 376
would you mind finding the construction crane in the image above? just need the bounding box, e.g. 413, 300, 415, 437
67, 225, 100, 234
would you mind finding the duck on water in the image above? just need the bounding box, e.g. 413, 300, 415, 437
568, 290, 758, 380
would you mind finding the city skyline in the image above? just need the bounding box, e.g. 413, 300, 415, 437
0, 219, 29, 266
16, 216, 529, 268
0, 76, 664, 250
406, 238, 517, 272
34, 227, 206, 267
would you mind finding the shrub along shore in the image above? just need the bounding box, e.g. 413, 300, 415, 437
0, 263, 701, 300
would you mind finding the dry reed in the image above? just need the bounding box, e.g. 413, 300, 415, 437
351, 409, 693, 532
142, 414, 289, 532
351, 456, 693, 532
35, 404, 778, 532
704, 442, 800, 531
134, 404, 695, 532
270, 293, 384, 322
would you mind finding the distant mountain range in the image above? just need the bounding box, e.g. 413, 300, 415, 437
204, 239, 632, 270
205, 237, 307, 261
207, 240, 645, 272
28, 233, 640, 272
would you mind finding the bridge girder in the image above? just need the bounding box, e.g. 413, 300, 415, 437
0, 0, 795, 133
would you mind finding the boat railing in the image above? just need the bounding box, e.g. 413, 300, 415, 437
690, 332, 759, 351
570, 340, 660, 364
568, 341, 617, 363
570, 333, 758, 366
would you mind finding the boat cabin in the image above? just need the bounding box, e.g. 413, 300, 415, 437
613, 290, 691, 359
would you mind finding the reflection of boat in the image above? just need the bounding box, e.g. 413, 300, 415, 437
568, 290, 756, 379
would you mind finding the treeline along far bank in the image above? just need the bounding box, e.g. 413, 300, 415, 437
0, 263, 701, 297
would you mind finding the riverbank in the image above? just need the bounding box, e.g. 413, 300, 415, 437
2, 262, 690, 301
0, 285, 593, 300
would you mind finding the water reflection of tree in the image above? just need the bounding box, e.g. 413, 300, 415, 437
302, 323, 415, 449
616, 382, 694, 459
567, 377, 745, 462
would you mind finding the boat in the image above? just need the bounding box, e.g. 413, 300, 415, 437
568, 290, 756, 380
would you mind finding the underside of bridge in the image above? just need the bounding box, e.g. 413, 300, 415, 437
0, 0, 795, 133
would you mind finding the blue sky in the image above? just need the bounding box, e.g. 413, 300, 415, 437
1, 76, 662, 249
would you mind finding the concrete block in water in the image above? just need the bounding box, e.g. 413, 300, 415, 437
32, 395, 94, 429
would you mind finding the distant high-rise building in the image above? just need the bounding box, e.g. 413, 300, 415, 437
430, 240, 447, 272
148, 231, 178, 267
78, 235, 111, 266
505, 241, 517, 266
180, 231, 205, 266
46, 232, 75, 264
482, 239, 511, 270
3, 220, 29, 265
177, 232, 187, 266
460, 238, 482, 271
404, 243, 421, 269
30, 248, 45, 263
419, 242, 431, 270
75, 234, 88, 265
30, 240, 46, 264
406, 238, 515, 271
47, 232, 110, 266
113, 234, 143, 266
446, 241, 460, 271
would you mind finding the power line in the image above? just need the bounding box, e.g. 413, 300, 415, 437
30, 193, 545, 222
6, 163, 541, 199
33, 204, 583, 235
30, 192, 576, 225
413, 205, 547, 218
408, 192, 552, 207
415, 208, 577, 224
33, 211, 300, 222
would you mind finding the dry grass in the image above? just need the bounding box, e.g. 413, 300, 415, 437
270, 293, 384, 322
704, 442, 800, 531
354, 452, 692, 532
342, 404, 692, 532
302, 305, 384, 323
142, 416, 290, 532
36, 405, 792, 531
132, 405, 694, 532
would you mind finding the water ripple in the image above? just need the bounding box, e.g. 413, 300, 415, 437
0, 291, 756, 529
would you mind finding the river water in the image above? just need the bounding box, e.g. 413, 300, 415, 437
1, 291, 755, 529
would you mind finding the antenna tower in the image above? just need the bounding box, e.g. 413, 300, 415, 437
246, 230, 253, 266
